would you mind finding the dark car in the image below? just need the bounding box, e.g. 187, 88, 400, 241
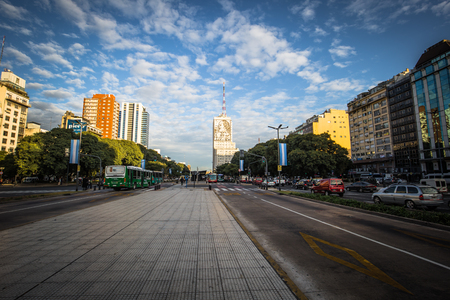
346, 181, 377, 193
295, 179, 310, 190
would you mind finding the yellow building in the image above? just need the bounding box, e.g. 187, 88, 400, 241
294, 109, 351, 154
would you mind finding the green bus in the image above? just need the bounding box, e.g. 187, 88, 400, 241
104, 165, 163, 191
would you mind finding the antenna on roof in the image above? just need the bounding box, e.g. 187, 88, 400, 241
0, 36, 5, 68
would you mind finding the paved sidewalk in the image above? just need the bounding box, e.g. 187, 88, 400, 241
0, 186, 297, 299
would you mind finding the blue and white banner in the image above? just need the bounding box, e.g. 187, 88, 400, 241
240, 160, 244, 171
69, 139, 80, 164
141, 159, 146, 169
279, 143, 287, 166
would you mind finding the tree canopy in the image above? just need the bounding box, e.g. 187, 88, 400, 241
0, 128, 188, 181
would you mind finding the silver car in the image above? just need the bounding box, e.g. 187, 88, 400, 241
372, 184, 443, 210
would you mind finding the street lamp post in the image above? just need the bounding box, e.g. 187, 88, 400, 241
268, 124, 288, 191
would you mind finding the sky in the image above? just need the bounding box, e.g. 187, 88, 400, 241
0, 0, 449, 171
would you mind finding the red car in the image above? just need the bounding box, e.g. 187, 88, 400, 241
253, 177, 263, 185
311, 178, 345, 197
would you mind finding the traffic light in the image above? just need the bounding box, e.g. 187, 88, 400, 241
153, 157, 157, 161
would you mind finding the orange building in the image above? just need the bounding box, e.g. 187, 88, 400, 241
82, 94, 120, 139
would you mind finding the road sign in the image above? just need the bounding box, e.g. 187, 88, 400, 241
278, 165, 282, 171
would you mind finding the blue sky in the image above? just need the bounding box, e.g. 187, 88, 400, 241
0, 0, 449, 171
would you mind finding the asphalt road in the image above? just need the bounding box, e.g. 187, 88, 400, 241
214, 182, 450, 300
0, 183, 170, 231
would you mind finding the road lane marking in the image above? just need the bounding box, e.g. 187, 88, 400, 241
301, 232, 411, 294
259, 198, 450, 271
223, 192, 241, 196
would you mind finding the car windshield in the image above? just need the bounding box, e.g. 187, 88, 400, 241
331, 180, 343, 185
421, 187, 439, 194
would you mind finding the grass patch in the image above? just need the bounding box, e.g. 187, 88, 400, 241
279, 191, 450, 227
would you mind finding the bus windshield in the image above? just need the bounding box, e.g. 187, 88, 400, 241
106, 166, 126, 177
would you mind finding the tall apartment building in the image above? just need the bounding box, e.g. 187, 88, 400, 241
411, 40, 450, 174
118, 102, 150, 148
82, 94, 119, 139
347, 80, 394, 173
0, 69, 31, 152
293, 109, 350, 153
387, 69, 420, 178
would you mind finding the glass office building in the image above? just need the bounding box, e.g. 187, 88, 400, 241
411, 40, 450, 174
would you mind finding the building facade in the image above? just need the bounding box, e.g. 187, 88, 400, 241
387, 69, 421, 179
60, 111, 103, 137
24, 122, 48, 137
411, 40, 450, 175
293, 109, 350, 153
118, 102, 150, 148
213, 114, 238, 171
348, 80, 394, 173
82, 94, 119, 139
0, 70, 31, 152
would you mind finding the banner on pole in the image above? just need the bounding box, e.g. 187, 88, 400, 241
69, 139, 80, 164
279, 143, 287, 166
141, 159, 146, 169
240, 160, 244, 171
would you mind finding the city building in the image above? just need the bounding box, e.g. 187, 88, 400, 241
118, 102, 150, 148
292, 109, 351, 154
24, 122, 47, 137
348, 79, 394, 174
213, 83, 238, 171
0, 69, 31, 152
411, 40, 450, 174
82, 94, 120, 139
387, 69, 421, 179
60, 111, 103, 137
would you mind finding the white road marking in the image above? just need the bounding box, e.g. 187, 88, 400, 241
259, 197, 450, 271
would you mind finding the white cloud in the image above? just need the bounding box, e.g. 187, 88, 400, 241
68, 43, 88, 59
290, 1, 321, 22
0, 0, 28, 20
66, 78, 85, 88
319, 78, 364, 92
42, 88, 73, 100
53, 0, 88, 30
4, 47, 32, 65
431, 1, 450, 16
32, 67, 54, 78
27, 41, 73, 69
0, 23, 31, 35
62, 33, 79, 38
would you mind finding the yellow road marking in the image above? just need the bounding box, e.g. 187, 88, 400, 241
223, 192, 241, 196
396, 229, 450, 249
300, 232, 412, 294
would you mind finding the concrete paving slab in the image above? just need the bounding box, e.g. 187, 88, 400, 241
0, 187, 297, 299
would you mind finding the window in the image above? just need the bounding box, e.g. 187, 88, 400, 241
396, 186, 406, 193
11, 133, 15, 138
3, 124, 9, 129
5, 116, 10, 121
2, 139, 6, 144
3, 131, 7, 136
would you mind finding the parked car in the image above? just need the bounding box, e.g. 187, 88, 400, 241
346, 181, 377, 193
311, 178, 345, 197
253, 177, 263, 185
262, 179, 276, 188
372, 184, 443, 210
419, 179, 448, 193
295, 179, 310, 190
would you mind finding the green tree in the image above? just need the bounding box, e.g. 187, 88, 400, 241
15, 133, 44, 178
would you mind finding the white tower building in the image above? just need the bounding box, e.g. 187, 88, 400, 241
212, 82, 238, 170
118, 102, 150, 148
